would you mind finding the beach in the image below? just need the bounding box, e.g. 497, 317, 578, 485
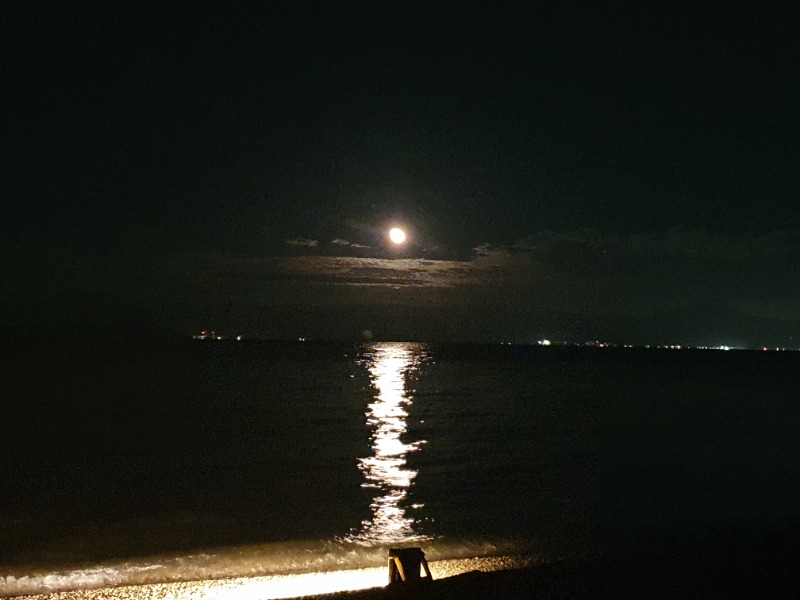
7, 555, 534, 600
7, 522, 800, 600
8, 544, 798, 600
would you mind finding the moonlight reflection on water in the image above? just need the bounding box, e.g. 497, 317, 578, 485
348, 343, 429, 545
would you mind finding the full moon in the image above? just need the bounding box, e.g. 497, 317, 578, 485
388, 227, 406, 244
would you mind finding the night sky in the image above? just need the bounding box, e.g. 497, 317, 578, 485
3, 2, 799, 345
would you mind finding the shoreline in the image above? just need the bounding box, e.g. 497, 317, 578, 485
7, 524, 800, 600
9, 557, 797, 600
4, 555, 538, 600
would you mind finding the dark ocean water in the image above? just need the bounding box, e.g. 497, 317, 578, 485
2, 340, 800, 595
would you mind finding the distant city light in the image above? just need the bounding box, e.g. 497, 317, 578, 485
186, 333, 798, 351
193, 330, 221, 340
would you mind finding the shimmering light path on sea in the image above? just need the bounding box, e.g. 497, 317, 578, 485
13, 556, 537, 600
349, 342, 430, 545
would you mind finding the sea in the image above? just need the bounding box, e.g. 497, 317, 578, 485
2, 339, 800, 597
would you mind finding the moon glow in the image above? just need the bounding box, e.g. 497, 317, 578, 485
388, 227, 407, 244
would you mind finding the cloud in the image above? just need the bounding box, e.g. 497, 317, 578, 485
285, 237, 318, 247
272, 256, 491, 288
199, 226, 799, 316
330, 238, 350, 246
501, 227, 798, 261
182, 253, 511, 292
644, 227, 796, 260
472, 242, 497, 256
139, 220, 800, 342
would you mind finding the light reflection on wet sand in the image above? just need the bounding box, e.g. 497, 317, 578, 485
14, 556, 537, 600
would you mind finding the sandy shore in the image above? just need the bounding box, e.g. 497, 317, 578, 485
9, 547, 798, 600
6, 556, 537, 600
8, 523, 800, 600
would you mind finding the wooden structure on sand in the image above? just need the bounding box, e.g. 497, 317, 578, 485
388, 547, 433, 586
